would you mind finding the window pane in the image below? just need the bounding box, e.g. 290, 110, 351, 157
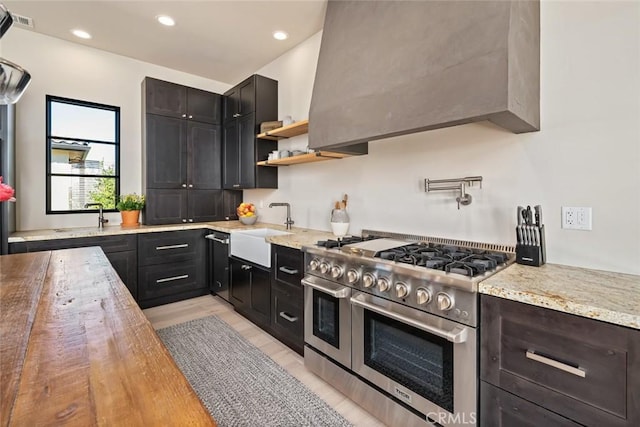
50, 101, 116, 142
50, 141, 116, 175
51, 176, 116, 211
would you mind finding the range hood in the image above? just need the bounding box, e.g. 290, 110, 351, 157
309, 1, 540, 153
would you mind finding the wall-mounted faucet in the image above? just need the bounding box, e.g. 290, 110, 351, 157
269, 202, 294, 230
84, 202, 109, 228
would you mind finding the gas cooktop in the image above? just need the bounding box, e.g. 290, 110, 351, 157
314, 233, 514, 279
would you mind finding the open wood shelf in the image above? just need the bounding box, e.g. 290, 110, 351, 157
257, 151, 351, 167
257, 119, 309, 140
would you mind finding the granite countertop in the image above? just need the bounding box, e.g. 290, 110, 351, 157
9, 221, 335, 250
480, 263, 640, 330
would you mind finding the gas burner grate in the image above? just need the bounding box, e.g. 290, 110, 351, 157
445, 261, 487, 277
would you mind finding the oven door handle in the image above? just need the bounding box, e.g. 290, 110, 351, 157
301, 277, 351, 298
350, 294, 468, 343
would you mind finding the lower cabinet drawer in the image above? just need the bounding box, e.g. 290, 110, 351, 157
480, 381, 581, 427
138, 230, 203, 266
138, 261, 205, 302
271, 281, 303, 354
273, 245, 303, 287
481, 294, 640, 426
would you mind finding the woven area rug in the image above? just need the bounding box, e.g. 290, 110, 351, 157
157, 316, 352, 427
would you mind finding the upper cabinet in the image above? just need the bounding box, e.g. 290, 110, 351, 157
222, 75, 278, 190
144, 77, 222, 125
222, 78, 256, 123
142, 77, 241, 225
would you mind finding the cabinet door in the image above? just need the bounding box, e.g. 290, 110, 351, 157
187, 121, 221, 190
250, 265, 271, 328
223, 120, 241, 189
223, 87, 239, 122
230, 258, 250, 309
144, 189, 188, 225
146, 114, 187, 189
144, 78, 187, 119
188, 189, 223, 222
238, 113, 256, 188
222, 190, 242, 220
187, 88, 221, 125
238, 78, 255, 116
105, 250, 138, 300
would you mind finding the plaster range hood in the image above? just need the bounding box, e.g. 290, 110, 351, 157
308, 1, 540, 153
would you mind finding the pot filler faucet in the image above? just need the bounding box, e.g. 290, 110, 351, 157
269, 202, 294, 230
84, 202, 109, 229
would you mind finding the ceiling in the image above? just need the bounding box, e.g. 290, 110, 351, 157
4, 1, 327, 85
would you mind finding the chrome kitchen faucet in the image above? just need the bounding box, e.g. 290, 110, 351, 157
269, 202, 294, 230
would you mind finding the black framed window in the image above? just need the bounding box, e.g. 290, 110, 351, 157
46, 96, 120, 213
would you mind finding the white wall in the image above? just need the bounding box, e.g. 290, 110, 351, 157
4, 2, 639, 275
249, 1, 640, 275
3, 28, 231, 230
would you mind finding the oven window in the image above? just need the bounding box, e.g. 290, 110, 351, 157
364, 311, 454, 412
312, 289, 340, 348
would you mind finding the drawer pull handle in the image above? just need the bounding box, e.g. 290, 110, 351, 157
279, 312, 298, 323
156, 243, 189, 250
241, 264, 252, 271
156, 274, 189, 284
279, 266, 299, 275
525, 350, 586, 378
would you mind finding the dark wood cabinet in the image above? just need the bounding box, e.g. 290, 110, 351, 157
222, 74, 278, 189
105, 250, 138, 299
143, 77, 224, 225
9, 235, 138, 299
144, 77, 221, 125
480, 294, 640, 426
229, 257, 271, 330
222, 78, 255, 123
145, 114, 186, 189
480, 381, 580, 427
270, 245, 304, 355
137, 229, 208, 308
222, 190, 243, 220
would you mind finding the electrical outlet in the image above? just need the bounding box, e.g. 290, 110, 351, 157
562, 207, 592, 230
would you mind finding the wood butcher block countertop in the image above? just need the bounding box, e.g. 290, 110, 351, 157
0, 248, 215, 426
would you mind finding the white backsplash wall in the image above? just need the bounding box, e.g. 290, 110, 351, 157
248, 1, 640, 275
3, 28, 231, 231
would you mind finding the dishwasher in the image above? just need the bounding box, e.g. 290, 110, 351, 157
205, 231, 230, 302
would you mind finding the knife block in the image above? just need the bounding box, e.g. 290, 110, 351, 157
516, 225, 546, 267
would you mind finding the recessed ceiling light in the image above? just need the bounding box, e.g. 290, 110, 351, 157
157, 15, 175, 26
71, 29, 92, 39
273, 31, 288, 41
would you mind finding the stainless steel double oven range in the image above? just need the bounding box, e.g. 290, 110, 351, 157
302, 230, 514, 427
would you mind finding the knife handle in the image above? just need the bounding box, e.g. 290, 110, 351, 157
534, 205, 543, 227
517, 206, 524, 226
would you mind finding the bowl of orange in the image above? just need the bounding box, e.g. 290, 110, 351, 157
237, 202, 258, 225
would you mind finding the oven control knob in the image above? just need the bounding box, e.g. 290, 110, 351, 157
377, 277, 391, 292
309, 259, 320, 271
416, 288, 432, 305
363, 273, 376, 288
436, 293, 454, 311
319, 262, 330, 274
395, 282, 409, 298
331, 265, 344, 279
346, 269, 360, 284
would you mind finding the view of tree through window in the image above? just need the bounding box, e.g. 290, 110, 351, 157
46, 96, 120, 213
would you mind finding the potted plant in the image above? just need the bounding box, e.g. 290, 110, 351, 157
116, 193, 145, 227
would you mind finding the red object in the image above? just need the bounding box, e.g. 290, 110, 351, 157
0, 176, 15, 202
